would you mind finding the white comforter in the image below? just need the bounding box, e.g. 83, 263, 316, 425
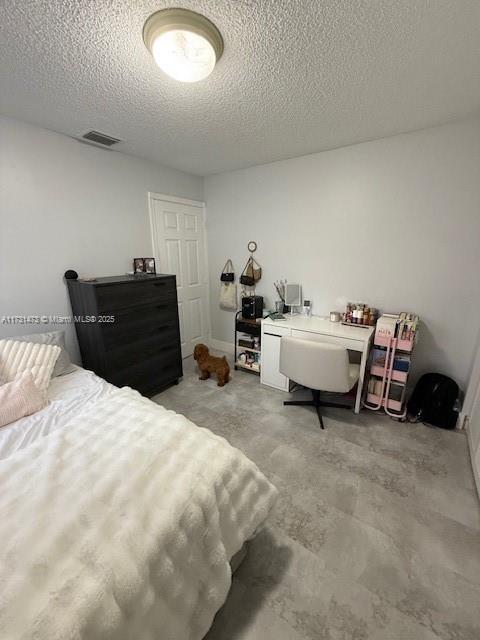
0, 387, 277, 640
0, 366, 116, 460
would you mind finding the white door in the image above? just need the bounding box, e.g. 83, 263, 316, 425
149, 194, 209, 359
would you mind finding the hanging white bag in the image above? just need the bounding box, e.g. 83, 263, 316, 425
219, 282, 237, 310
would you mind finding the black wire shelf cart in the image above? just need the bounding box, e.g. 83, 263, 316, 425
234, 310, 261, 375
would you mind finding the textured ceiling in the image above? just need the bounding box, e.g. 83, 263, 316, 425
1, 0, 480, 176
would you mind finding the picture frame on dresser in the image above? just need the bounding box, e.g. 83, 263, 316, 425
133, 258, 145, 274
144, 258, 156, 274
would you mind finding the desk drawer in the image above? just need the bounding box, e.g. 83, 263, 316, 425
291, 329, 363, 351
262, 324, 291, 338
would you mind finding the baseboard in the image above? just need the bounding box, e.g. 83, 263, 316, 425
466, 422, 480, 502
208, 338, 235, 356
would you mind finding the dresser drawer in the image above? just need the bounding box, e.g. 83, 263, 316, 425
96, 278, 176, 312
101, 304, 178, 348
106, 334, 180, 370
108, 354, 182, 393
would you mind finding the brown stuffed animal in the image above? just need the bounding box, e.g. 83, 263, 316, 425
193, 344, 230, 387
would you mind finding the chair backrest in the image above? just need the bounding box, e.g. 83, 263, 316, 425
279, 336, 351, 393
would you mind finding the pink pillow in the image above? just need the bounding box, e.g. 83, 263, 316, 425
0, 372, 45, 428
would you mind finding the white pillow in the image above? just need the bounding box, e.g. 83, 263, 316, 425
0, 372, 45, 428
0, 339, 61, 396
8, 330, 75, 377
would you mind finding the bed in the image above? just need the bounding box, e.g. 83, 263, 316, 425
0, 366, 277, 640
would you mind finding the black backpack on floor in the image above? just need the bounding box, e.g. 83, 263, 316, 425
407, 373, 459, 429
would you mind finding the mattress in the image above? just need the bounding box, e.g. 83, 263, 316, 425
0, 365, 116, 460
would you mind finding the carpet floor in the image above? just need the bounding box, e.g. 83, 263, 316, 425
153, 354, 480, 640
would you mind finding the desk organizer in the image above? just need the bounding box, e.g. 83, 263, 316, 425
342, 302, 378, 326
365, 313, 418, 418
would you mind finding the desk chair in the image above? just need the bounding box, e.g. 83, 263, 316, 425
279, 336, 360, 429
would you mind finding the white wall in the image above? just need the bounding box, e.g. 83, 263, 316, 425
205, 118, 480, 390
0, 116, 203, 360
2, 115, 479, 389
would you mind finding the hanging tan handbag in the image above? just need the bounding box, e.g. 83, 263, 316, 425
240, 241, 262, 286
240, 257, 258, 286
252, 257, 262, 282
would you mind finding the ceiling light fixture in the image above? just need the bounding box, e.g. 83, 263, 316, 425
143, 8, 224, 83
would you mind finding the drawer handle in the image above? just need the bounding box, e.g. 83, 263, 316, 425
153, 282, 166, 287
265, 333, 282, 338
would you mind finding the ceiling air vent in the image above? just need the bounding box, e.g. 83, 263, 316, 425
81, 130, 122, 147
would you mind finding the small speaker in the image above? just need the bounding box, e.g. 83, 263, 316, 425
64, 269, 78, 280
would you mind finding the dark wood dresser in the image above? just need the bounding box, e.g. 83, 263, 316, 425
67, 275, 182, 396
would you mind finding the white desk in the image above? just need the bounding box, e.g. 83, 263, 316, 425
261, 315, 374, 413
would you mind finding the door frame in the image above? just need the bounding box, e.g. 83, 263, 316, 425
461, 330, 480, 498
459, 329, 480, 429
466, 390, 480, 500
147, 192, 212, 355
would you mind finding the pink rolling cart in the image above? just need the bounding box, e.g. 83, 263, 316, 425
364, 316, 418, 419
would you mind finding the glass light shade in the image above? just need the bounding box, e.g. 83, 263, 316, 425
151, 29, 216, 82
144, 9, 223, 84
